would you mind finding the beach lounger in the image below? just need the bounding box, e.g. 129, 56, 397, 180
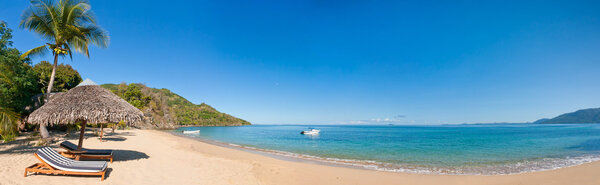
24, 147, 108, 181
59, 141, 114, 163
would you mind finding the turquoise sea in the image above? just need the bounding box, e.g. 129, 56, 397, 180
174, 124, 600, 174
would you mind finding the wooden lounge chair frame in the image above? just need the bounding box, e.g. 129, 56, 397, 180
59, 149, 114, 163
58, 141, 114, 163
24, 153, 106, 181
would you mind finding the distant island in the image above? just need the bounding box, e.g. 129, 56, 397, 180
102, 83, 250, 128
535, 108, 600, 124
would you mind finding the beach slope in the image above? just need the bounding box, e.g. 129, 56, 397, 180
1, 130, 599, 185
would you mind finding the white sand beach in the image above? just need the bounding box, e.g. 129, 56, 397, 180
1, 129, 600, 185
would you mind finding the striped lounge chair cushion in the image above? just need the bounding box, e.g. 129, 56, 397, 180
36, 147, 107, 173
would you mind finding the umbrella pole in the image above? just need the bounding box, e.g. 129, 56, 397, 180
100, 123, 103, 142
77, 120, 87, 150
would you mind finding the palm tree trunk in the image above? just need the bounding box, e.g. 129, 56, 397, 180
46, 54, 59, 96
39, 54, 59, 140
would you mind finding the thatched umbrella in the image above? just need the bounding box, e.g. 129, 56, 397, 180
27, 79, 143, 150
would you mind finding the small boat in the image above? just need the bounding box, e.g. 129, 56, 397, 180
183, 130, 200, 134
300, 128, 320, 135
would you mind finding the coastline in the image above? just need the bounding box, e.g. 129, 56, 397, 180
169, 130, 600, 175
2, 129, 600, 185
176, 124, 251, 128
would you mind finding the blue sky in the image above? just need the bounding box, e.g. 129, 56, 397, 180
1, 0, 600, 124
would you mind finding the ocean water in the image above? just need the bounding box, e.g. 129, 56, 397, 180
174, 124, 600, 175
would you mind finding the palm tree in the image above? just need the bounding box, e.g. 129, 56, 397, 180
20, 0, 109, 139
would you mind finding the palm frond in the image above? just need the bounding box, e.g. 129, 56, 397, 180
68, 3, 90, 25
79, 24, 109, 48
0, 107, 20, 141
21, 0, 108, 59
20, 45, 49, 60
20, 9, 56, 42
67, 36, 89, 57
31, 0, 61, 39
63, 43, 73, 60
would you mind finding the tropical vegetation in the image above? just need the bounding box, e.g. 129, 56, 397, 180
0, 21, 37, 141
1, 0, 251, 139
0, 22, 39, 115
103, 83, 251, 128
0, 21, 85, 141
33, 61, 82, 93
0, 107, 20, 142
19, 0, 109, 139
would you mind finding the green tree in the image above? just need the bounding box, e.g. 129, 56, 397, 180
0, 21, 13, 49
20, 0, 109, 139
0, 21, 39, 114
0, 21, 39, 141
33, 61, 82, 93
123, 84, 151, 109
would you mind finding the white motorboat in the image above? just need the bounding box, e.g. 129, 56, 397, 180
300, 128, 320, 135
183, 130, 200, 134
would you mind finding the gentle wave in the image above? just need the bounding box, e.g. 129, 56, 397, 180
174, 124, 600, 175
181, 132, 600, 175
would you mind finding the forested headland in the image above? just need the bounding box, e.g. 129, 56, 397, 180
0, 21, 248, 141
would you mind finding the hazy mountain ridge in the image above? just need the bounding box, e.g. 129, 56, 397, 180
536, 108, 600, 124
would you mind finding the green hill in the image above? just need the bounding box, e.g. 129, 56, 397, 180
536, 108, 600, 124
101, 83, 250, 128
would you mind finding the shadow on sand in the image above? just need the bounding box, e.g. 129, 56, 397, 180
100, 136, 127, 142
1, 132, 148, 162
47, 130, 135, 143
1, 144, 150, 162
112, 149, 150, 161
103, 131, 136, 137
0, 142, 47, 155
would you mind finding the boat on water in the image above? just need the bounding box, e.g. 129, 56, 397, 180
183, 130, 200, 134
300, 128, 320, 135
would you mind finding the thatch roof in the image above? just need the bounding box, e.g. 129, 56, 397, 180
27, 80, 144, 126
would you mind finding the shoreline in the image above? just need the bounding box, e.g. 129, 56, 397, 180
169, 131, 377, 172
156, 130, 600, 185
168, 129, 600, 176
176, 124, 250, 128
3, 129, 600, 185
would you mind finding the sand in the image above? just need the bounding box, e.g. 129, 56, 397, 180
1, 129, 599, 185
